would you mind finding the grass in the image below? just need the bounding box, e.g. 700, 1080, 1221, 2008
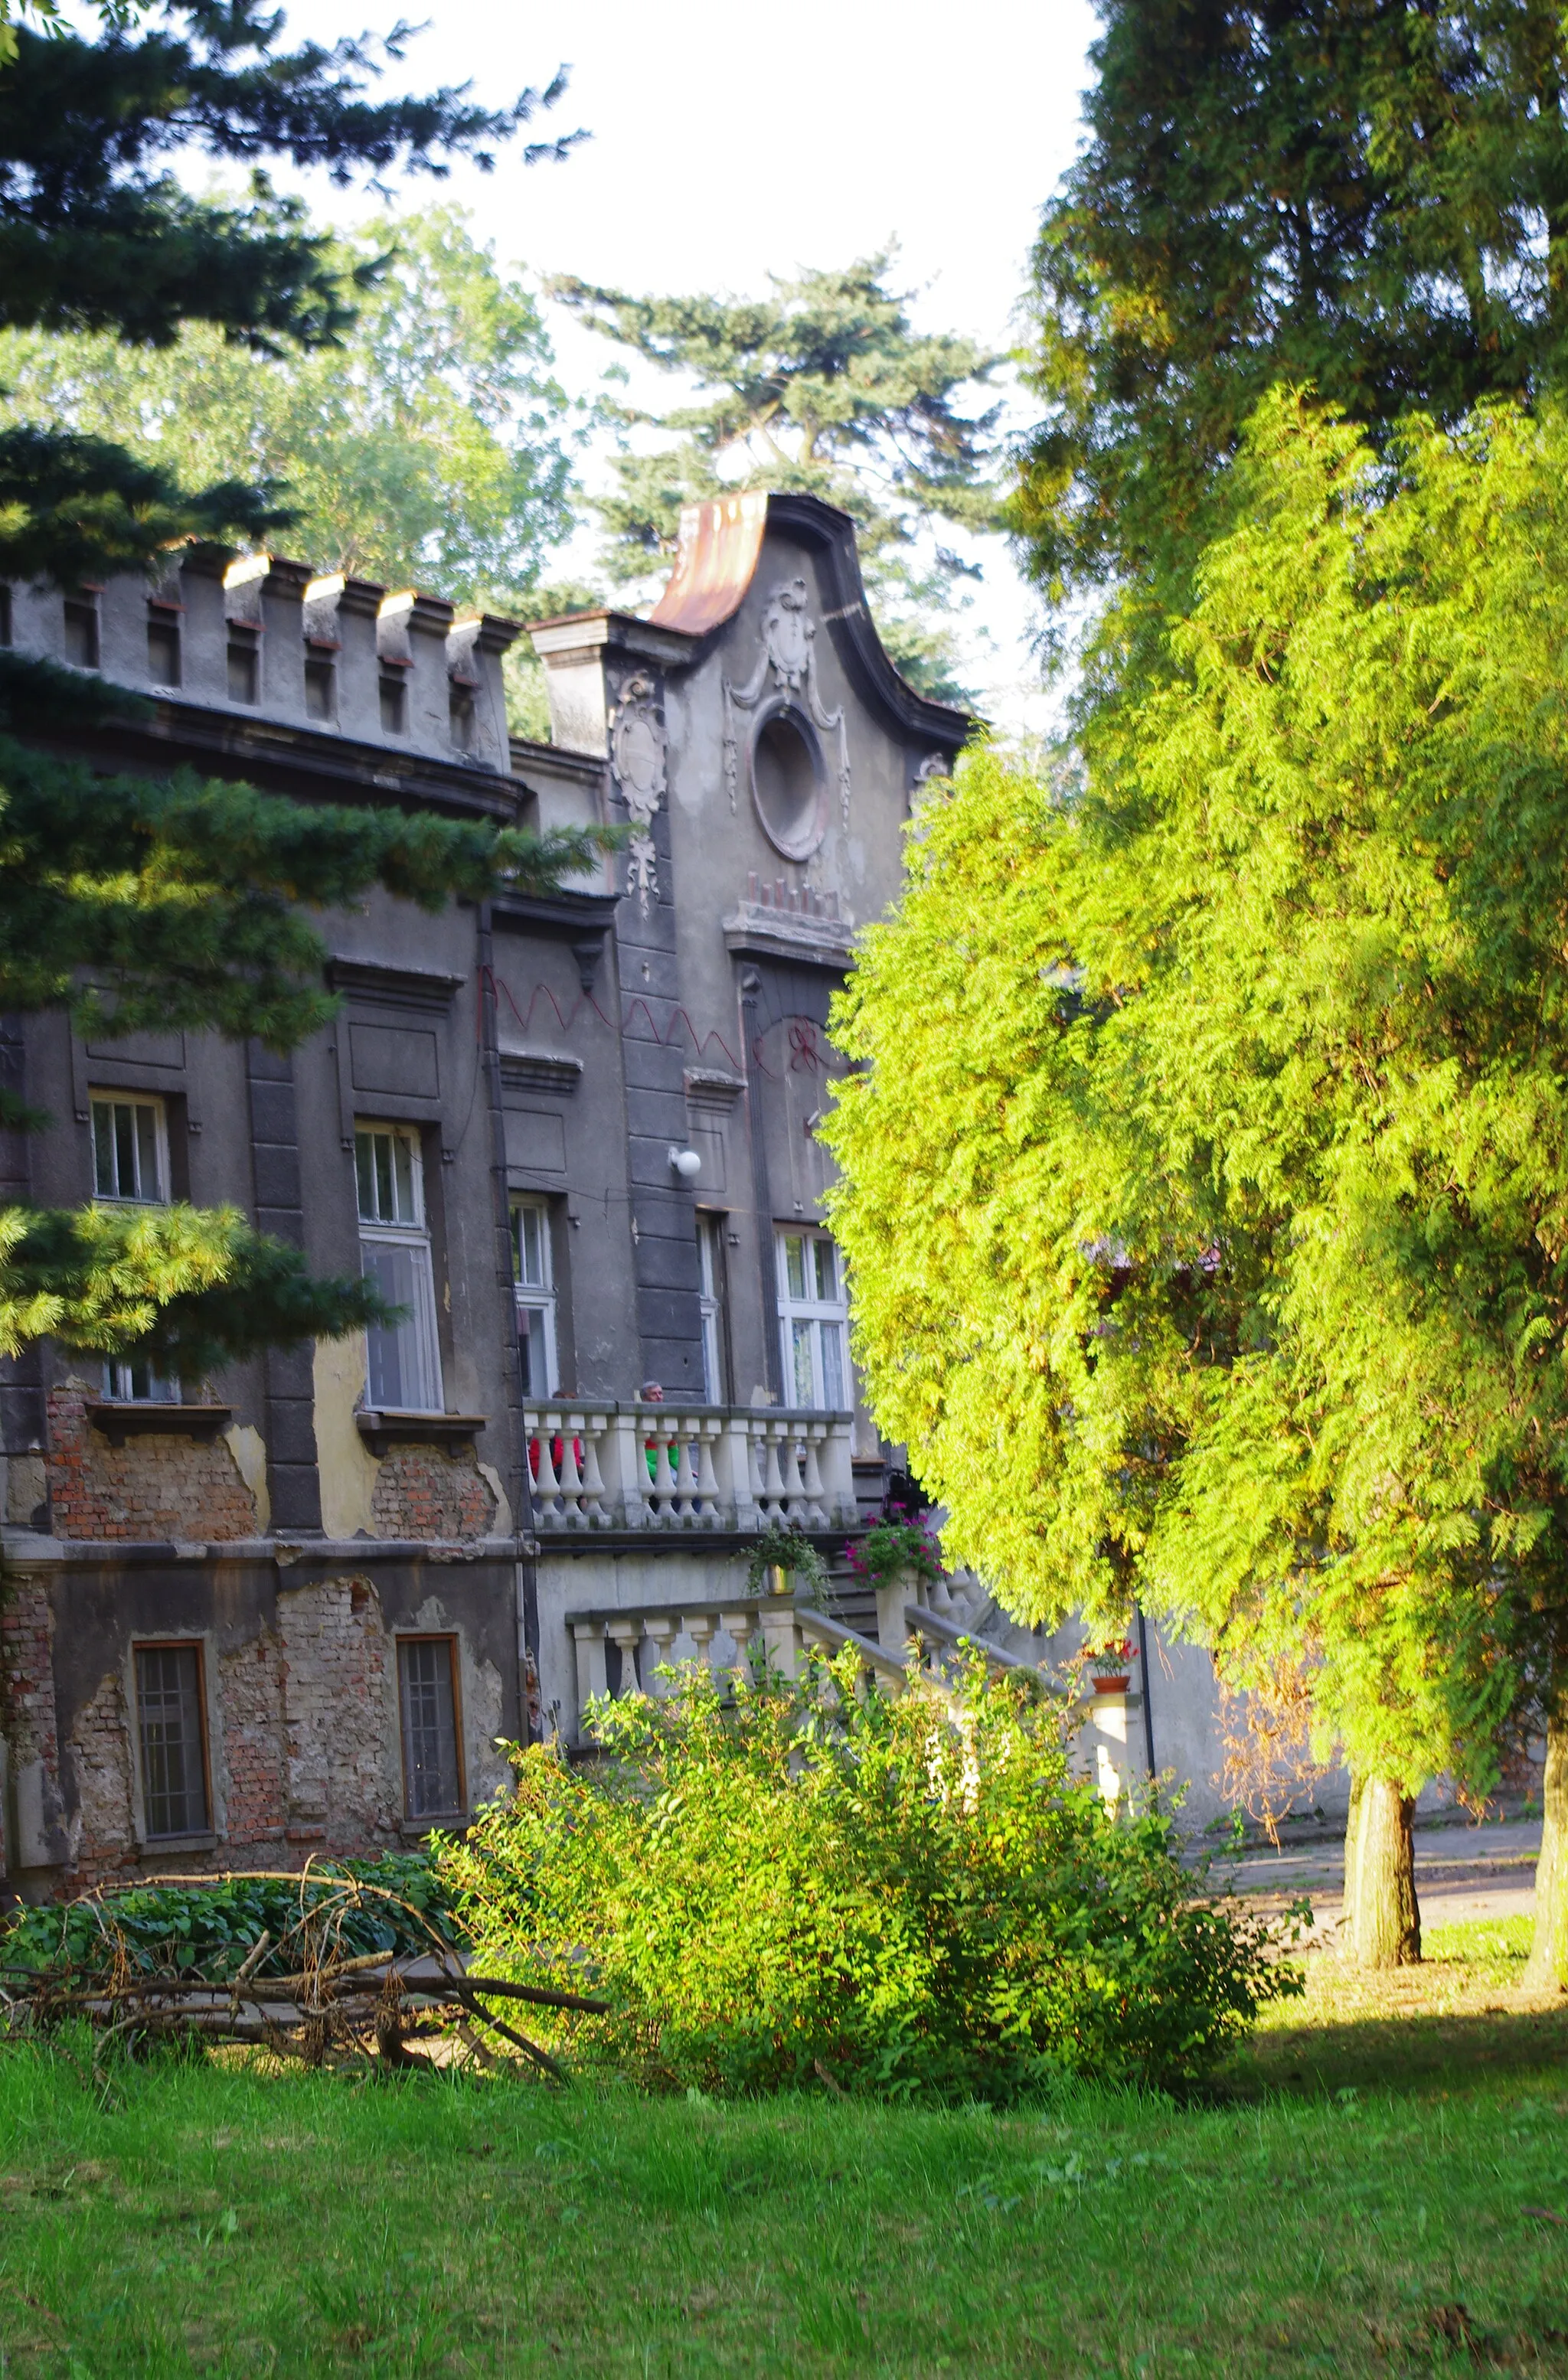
1, 1918, 1566, 2377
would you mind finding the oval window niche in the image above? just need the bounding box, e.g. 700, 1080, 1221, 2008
750, 702, 828, 861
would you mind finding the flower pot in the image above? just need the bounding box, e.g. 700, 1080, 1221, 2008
1090, 1674, 1131, 1694
766, 1563, 791, 1597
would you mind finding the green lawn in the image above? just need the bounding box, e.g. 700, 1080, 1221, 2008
2, 1918, 1566, 2377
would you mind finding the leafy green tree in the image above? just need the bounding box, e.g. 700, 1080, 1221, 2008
0, 207, 577, 606
825, 393, 1568, 1975
0, 0, 605, 1372
551, 253, 1003, 702
1018, 0, 1568, 603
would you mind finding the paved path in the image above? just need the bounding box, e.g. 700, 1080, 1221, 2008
1219, 1816, 1540, 1938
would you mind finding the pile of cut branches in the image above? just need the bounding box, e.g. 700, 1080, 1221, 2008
0, 1860, 604, 2079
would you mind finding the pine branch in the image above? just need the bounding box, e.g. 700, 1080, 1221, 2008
0, 1203, 397, 1370
0, 423, 287, 585
0, 715, 618, 1050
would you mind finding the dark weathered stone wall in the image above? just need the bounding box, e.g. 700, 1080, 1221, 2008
2, 1552, 518, 1895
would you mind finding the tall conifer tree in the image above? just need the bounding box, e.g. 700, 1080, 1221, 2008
552, 256, 1002, 702
1018, 0, 1568, 602
0, 0, 604, 1373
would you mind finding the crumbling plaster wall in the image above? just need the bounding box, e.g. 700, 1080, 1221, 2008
2, 1563, 516, 1893
45, 1384, 259, 1543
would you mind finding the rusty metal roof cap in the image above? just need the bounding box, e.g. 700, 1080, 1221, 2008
648, 491, 770, 637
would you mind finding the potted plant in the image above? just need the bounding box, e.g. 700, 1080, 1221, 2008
1084, 1638, 1135, 1694
746, 1523, 828, 1607
843, 1506, 947, 1599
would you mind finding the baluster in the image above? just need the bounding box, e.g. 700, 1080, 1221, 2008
673, 1433, 699, 1524
781, 1433, 808, 1520
642, 1613, 677, 1695
719, 1605, 762, 1697
760, 1429, 788, 1517
683, 1611, 717, 1681
580, 1425, 609, 1525
533, 1418, 560, 1523
606, 1614, 642, 1698
694, 1428, 722, 1526
801, 1429, 828, 1529
571, 1622, 609, 1736
648, 1429, 676, 1523
557, 1424, 584, 1525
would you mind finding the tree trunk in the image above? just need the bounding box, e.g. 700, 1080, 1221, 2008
1346, 1774, 1421, 1967
1524, 1702, 1568, 1993
1341, 1771, 1364, 1958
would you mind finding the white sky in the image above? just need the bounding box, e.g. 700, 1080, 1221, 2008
288, 0, 1102, 733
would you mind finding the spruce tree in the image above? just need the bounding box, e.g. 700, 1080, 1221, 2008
0, 0, 604, 1375
551, 255, 1002, 701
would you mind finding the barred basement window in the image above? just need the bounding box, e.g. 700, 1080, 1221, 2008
136, 1644, 210, 1838
397, 1637, 462, 1820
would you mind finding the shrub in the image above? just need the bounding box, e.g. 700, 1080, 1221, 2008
438, 1655, 1300, 2101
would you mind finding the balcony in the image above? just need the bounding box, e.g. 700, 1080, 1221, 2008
522, 1401, 856, 1534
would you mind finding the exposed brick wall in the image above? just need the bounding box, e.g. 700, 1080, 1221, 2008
217, 1628, 287, 1849
371, 1445, 495, 1542
70, 1667, 136, 1887
279, 1575, 399, 1848
46, 1385, 260, 1543
16, 1569, 505, 1891
0, 1572, 64, 1869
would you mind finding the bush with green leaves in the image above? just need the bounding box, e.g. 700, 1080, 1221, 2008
0, 1856, 461, 1987
439, 1655, 1299, 2101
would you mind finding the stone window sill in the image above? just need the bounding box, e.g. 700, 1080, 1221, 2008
355, 1411, 486, 1457
87, 1402, 233, 1447
138, 1831, 219, 1857
398, 1814, 469, 1841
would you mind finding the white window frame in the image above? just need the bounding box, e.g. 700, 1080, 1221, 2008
91, 1091, 168, 1205
356, 1121, 443, 1414
775, 1226, 849, 1412
511, 1196, 558, 1399
697, 1213, 727, 1403
92, 1092, 180, 1400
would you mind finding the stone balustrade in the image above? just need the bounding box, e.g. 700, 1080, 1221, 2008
522, 1401, 856, 1534
564, 1578, 1142, 1805
568, 1589, 904, 1725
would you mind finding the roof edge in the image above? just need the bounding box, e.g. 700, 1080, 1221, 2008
648, 490, 973, 748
